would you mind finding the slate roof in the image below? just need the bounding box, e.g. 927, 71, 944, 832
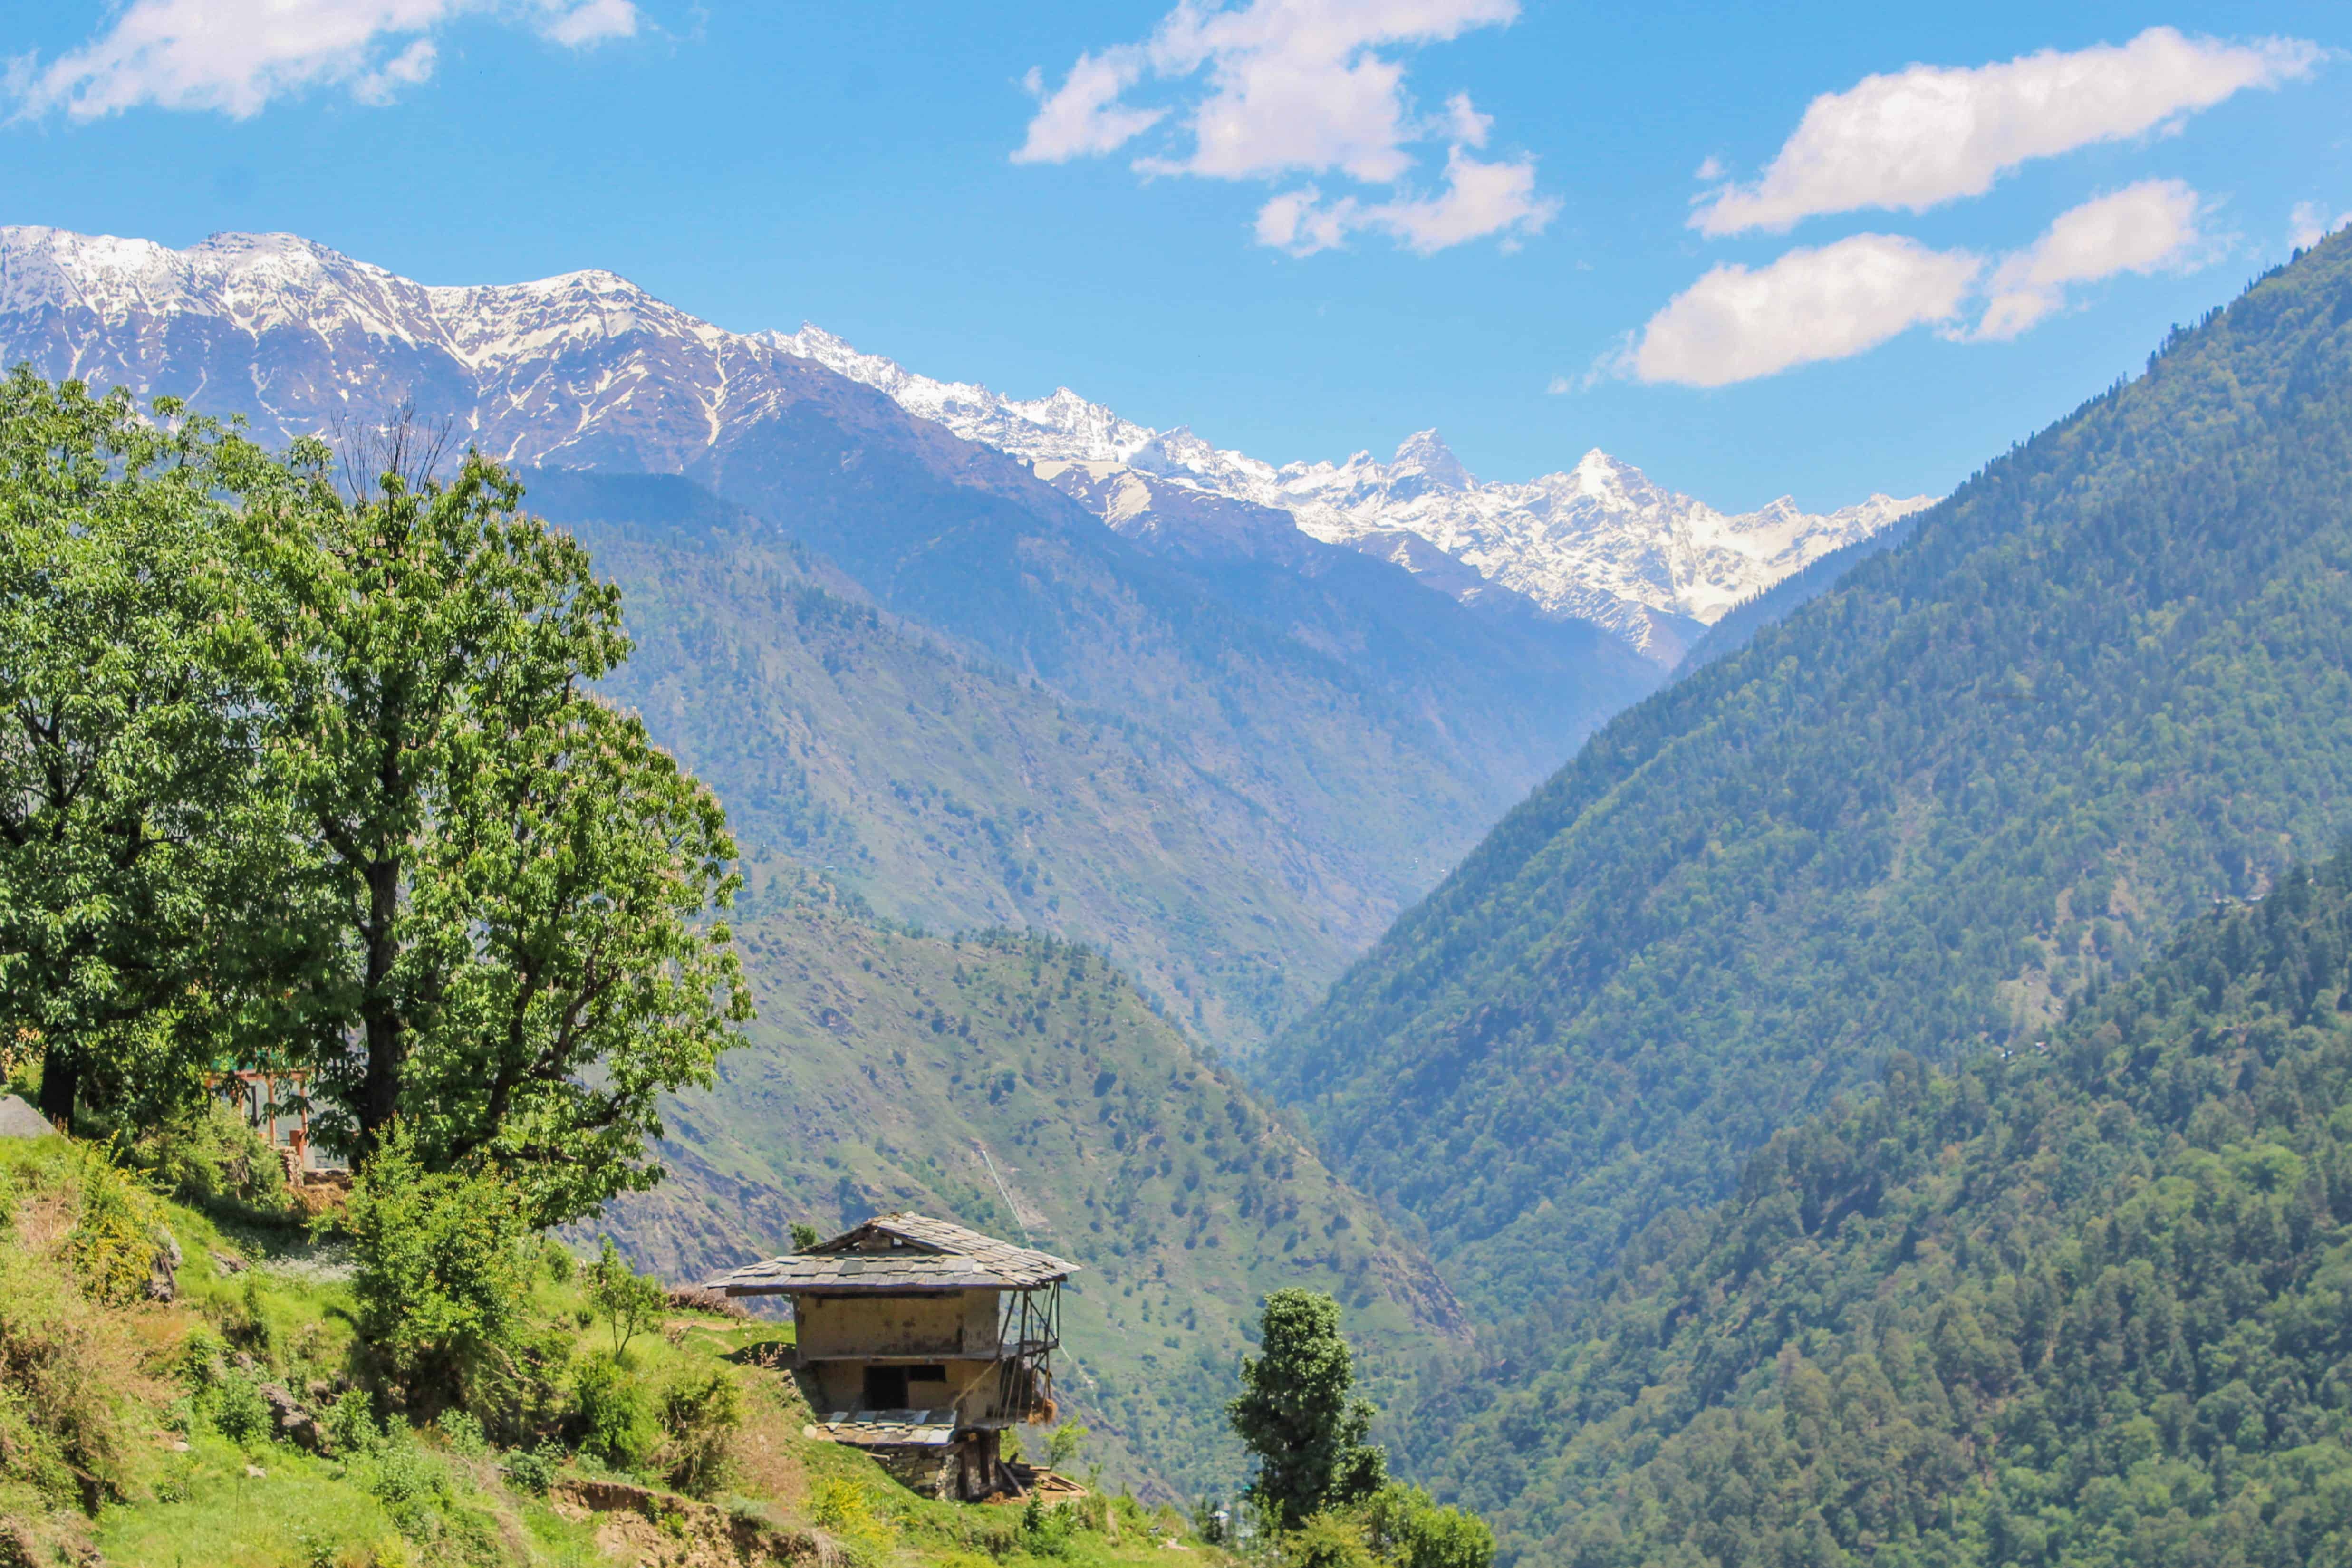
807, 1413, 959, 1447
703, 1212, 1077, 1296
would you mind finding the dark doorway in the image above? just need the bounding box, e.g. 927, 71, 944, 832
862, 1366, 909, 1409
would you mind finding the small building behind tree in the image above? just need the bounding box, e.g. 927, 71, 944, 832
704, 1212, 1075, 1500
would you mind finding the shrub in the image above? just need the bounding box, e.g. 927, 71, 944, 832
343, 1126, 534, 1417
136, 1096, 289, 1210
1045, 1420, 1089, 1472
1285, 1512, 1377, 1568
810, 1478, 894, 1563
325, 1389, 379, 1455
500, 1443, 557, 1495
434, 1408, 487, 1458
655, 1367, 741, 1497
1360, 1485, 1494, 1568
1018, 1496, 1081, 1558
66, 1155, 160, 1307
584, 1237, 665, 1358
212, 1373, 271, 1445
570, 1351, 656, 1470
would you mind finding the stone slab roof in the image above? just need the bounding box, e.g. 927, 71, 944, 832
807, 1411, 959, 1447
704, 1212, 1077, 1296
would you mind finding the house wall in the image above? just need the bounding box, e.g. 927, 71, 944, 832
805, 1357, 1018, 1424
795, 1290, 1002, 1358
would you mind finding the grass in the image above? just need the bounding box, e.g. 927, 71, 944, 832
0, 1132, 1234, 1568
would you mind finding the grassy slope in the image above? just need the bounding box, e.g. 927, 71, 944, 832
0, 1134, 1225, 1568
1264, 231, 2352, 1314
596, 904, 1465, 1500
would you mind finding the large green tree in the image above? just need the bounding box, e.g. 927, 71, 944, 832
1230, 1289, 1388, 1531
266, 434, 750, 1221
0, 370, 319, 1124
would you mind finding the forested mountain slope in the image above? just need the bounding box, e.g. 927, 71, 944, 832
595, 902, 1462, 1499
1265, 231, 2352, 1310
1411, 853, 2352, 1568
526, 471, 1642, 1044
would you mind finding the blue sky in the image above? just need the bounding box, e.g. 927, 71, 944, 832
2, 1, 2348, 510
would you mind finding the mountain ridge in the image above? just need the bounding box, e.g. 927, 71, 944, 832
1263, 230, 2352, 1311
771, 320, 1934, 662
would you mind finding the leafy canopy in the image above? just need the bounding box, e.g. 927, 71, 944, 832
267, 442, 752, 1222
0, 369, 323, 1125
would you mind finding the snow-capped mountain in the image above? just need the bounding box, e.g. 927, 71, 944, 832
0, 226, 1928, 661
773, 324, 1935, 655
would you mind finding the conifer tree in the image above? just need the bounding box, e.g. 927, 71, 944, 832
1228, 1288, 1387, 1530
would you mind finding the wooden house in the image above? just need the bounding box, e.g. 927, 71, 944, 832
704, 1212, 1077, 1499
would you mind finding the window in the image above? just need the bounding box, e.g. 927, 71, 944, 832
907, 1365, 948, 1383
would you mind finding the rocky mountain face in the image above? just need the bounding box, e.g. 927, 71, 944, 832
775, 324, 1933, 662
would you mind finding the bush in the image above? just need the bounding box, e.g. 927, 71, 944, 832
434, 1408, 487, 1458
325, 1389, 379, 1455
500, 1443, 557, 1495
584, 1237, 665, 1358
343, 1126, 535, 1418
811, 1478, 894, 1563
1045, 1420, 1089, 1472
66, 1155, 161, 1307
212, 1373, 271, 1445
570, 1351, 656, 1470
1360, 1485, 1494, 1568
135, 1097, 289, 1210
1018, 1496, 1082, 1558
655, 1367, 741, 1497
1285, 1512, 1376, 1568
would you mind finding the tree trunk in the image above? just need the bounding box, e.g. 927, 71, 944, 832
355, 855, 404, 1161
36, 1042, 77, 1127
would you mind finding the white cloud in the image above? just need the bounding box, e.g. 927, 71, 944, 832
1012, 48, 1164, 163
1017, 0, 1547, 255
1633, 180, 2217, 385
1260, 144, 1555, 255
14, 0, 636, 120
2291, 200, 2352, 250
1631, 235, 1983, 387
1694, 27, 2319, 236
1974, 180, 2205, 340
1544, 374, 1571, 394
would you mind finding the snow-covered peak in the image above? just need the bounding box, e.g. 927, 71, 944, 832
1391, 429, 1473, 492
742, 321, 1934, 655
769, 323, 1156, 466
0, 225, 1937, 659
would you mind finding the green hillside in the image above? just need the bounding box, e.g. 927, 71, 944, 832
527, 470, 1648, 1055
594, 898, 1465, 1500
0, 1130, 1221, 1568
549, 489, 1382, 1047
1407, 851, 2352, 1568
1265, 231, 2352, 1312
